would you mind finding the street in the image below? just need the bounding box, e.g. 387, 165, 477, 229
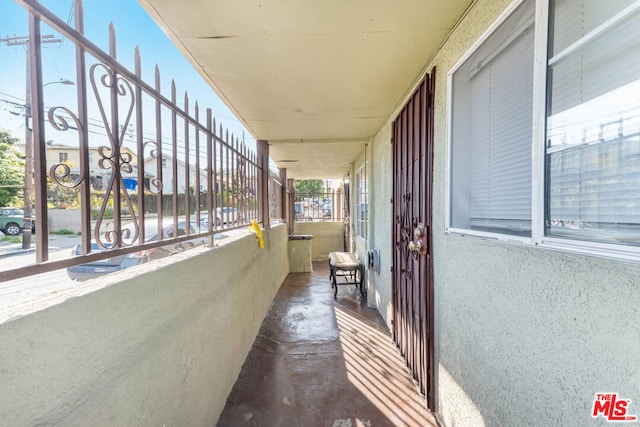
0, 234, 81, 323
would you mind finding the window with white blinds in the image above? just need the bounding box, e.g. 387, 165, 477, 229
546, 0, 640, 245
355, 167, 368, 239
448, 0, 640, 254
449, 0, 535, 236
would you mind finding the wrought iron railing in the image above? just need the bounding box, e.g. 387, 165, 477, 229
268, 166, 288, 225
293, 190, 345, 222
1, 0, 270, 282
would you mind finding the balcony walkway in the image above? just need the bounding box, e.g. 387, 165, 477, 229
217, 261, 437, 427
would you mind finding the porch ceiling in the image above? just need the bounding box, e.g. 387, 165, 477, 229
137, 0, 472, 178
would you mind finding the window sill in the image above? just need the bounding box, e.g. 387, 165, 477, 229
445, 227, 640, 265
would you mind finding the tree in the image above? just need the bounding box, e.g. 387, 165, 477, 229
294, 179, 324, 195
0, 130, 24, 207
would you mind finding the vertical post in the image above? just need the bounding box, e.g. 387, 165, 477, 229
256, 140, 270, 228
171, 80, 178, 234
183, 92, 190, 228
194, 102, 201, 228
22, 42, 33, 250
279, 168, 287, 224
206, 110, 213, 244
287, 178, 294, 236
76, 0, 91, 255
108, 24, 122, 246
134, 46, 145, 243
154, 65, 163, 233
336, 186, 343, 222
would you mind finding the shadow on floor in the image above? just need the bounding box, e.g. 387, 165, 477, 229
217, 261, 437, 427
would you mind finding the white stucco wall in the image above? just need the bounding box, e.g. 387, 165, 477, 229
48, 209, 82, 233
367, 0, 640, 425
0, 225, 289, 426
293, 221, 345, 261
367, 124, 394, 321
288, 237, 313, 272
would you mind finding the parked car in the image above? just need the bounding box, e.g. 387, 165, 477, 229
322, 201, 332, 218
294, 202, 313, 221
66, 219, 204, 281
0, 207, 26, 236
200, 207, 238, 227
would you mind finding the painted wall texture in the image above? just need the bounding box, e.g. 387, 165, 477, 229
0, 225, 289, 426
288, 237, 313, 272
293, 221, 345, 261
367, 0, 640, 425
48, 209, 82, 233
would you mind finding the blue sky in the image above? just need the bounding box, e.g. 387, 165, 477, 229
0, 0, 253, 149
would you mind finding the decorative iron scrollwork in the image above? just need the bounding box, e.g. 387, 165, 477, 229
90, 62, 139, 249
143, 139, 162, 194
395, 192, 420, 279
48, 107, 85, 188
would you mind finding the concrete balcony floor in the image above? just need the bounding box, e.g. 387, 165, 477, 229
217, 261, 437, 427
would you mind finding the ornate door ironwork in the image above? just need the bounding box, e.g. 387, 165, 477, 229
392, 68, 435, 411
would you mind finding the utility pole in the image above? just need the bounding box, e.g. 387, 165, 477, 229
1, 35, 61, 248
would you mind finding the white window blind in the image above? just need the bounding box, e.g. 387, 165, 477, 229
546, 0, 640, 244
450, 0, 535, 236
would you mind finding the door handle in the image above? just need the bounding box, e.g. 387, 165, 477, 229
408, 224, 427, 254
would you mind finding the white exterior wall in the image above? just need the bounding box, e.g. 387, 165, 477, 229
0, 225, 289, 426
144, 156, 209, 194
367, 0, 640, 425
293, 221, 345, 261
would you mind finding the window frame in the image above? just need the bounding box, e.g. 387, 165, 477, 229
354, 166, 368, 240
445, 0, 640, 262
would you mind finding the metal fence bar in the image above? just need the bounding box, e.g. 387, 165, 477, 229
171, 80, 178, 237
28, 8, 47, 261
74, 0, 91, 256
206, 109, 213, 243
228, 130, 231, 227
184, 92, 190, 231
292, 189, 345, 222
154, 65, 164, 236
194, 103, 201, 230
213, 118, 218, 231
134, 47, 145, 244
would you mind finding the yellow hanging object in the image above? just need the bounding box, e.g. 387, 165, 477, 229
248, 220, 264, 249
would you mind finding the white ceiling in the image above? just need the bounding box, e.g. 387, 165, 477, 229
138, 0, 473, 178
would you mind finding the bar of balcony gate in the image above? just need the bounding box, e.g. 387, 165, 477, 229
251, 150, 255, 221
28, 9, 48, 262
218, 123, 223, 229
154, 65, 163, 234
108, 24, 123, 248
213, 118, 218, 231
134, 47, 146, 243
206, 109, 213, 245
241, 142, 246, 223
280, 168, 287, 224
171, 80, 178, 236
231, 135, 236, 225
75, 0, 91, 256
287, 179, 294, 235
184, 92, 190, 229
194, 102, 201, 229
228, 130, 231, 227
256, 140, 269, 228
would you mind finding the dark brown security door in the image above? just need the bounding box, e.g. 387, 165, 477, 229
391, 68, 435, 411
